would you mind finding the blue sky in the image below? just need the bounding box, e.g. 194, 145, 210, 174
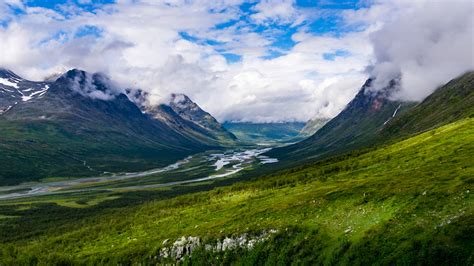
7, 0, 370, 63
0, 0, 377, 122
2, 0, 470, 122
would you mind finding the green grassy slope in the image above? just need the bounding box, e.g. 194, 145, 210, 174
298, 118, 329, 137
1, 118, 472, 264
381, 71, 474, 140
269, 72, 474, 168
0, 119, 190, 185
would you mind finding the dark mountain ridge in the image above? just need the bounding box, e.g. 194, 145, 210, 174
268, 71, 474, 164
380, 71, 474, 140
0, 69, 232, 185
267, 77, 414, 161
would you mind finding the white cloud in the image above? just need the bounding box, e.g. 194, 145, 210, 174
1, 0, 469, 123
250, 0, 303, 26
361, 0, 474, 100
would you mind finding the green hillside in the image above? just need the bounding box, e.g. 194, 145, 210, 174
1, 118, 472, 264
267, 79, 414, 162
298, 118, 329, 137
268, 72, 474, 165
381, 71, 474, 140
0, 70, 232, 185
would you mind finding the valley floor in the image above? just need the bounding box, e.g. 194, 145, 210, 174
0, 118, 473, 264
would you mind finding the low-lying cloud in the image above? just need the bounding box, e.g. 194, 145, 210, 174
68, 71, 123, 101
367, 0, 474, 101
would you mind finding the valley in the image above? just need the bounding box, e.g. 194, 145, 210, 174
0, 148, 278, 201
1, 1, 473, 264
0, 118, 472, 264
0, 68, 473, 265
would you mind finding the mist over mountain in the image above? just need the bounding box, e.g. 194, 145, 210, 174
367, 0, 474, 101
267, 76, 415, 161
0, 68, 234, 184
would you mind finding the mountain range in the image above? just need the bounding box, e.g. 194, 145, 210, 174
0, 68, 472, 264
267, 71, 474, 163
0, 68, 235, 185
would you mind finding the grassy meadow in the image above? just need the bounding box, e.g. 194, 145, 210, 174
0, 118, 473, 264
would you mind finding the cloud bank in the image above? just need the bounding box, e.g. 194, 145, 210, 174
366, 0, 474, 100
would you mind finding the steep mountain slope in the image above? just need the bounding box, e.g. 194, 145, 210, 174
0, 69, 221, 185
126, 90, 236, 145
222, 122, 306, 144
268, 78, 414, 161
169, 93, 237, 142
380, 71, 474, 140
0, 68, 50, 114
298, 118, 329, 137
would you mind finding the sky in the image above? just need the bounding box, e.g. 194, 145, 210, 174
0, 0, 473, 122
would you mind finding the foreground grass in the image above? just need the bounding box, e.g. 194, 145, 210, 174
0, 118, 473, 264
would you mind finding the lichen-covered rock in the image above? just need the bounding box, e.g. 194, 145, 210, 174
159, 229, 278, 261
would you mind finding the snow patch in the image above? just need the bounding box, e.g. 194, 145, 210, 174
0, 78, 19, 88
20, 85, 49, 102
383, 104, 402, 126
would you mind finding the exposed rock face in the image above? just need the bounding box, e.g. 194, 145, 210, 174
126, 90, 237, 145
169, 93, 237, 141
160, 236, 201, 259
159, 229, 278, 261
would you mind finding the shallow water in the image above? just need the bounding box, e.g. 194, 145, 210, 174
0, 148, 278, 200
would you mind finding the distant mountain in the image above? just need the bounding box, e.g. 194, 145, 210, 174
168, 93, 237, 143
380, 71, 474, 140
267, 78, 415, 161
126, 90, 236, 145
0, 69, 229, 185
298, 118, 329, 138
222, 122, 306, 144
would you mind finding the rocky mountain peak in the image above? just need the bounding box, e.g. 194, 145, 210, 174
0, 69, 50, 115
0, 68, 22, 80
54, 69, 121, 101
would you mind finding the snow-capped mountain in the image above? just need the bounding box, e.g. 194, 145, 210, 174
0, 69, 234, 184
0, 68, 50, 115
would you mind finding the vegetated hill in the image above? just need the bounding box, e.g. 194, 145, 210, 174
0, 69, 228, 185
298, 117, 329, 137
267, 78, 415, 161
1, 117, 471, 264
222, 121, 306, 144
380, 71, 474, 140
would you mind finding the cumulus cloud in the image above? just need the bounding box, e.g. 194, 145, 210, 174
251, 0, 303, 26
0, 0, 375, 122
366, 0, 474, 101
1, 0, 470, 122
